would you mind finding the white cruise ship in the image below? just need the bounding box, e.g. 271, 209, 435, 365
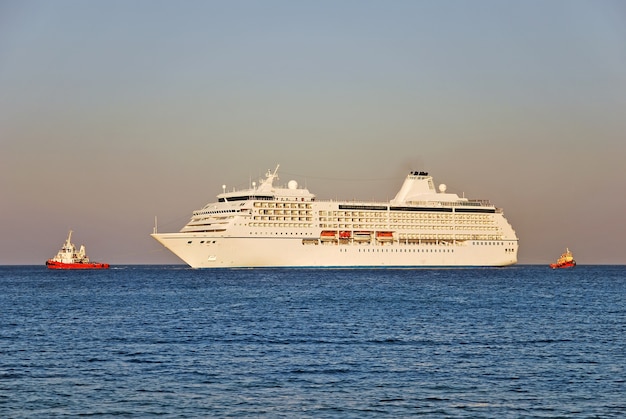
152, 165, 518, 268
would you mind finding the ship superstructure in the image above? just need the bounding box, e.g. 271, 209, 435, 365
152, 165, 518, 268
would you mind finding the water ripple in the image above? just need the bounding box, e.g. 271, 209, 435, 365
0, 265, 624, 417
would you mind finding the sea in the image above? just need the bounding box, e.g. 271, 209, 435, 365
1, 265, 624, 418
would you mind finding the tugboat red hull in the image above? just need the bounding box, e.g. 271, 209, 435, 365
46, 260, 109, 270
550, 260, 576, 269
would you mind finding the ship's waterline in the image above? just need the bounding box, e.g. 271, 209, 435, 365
152, 165, 518, 268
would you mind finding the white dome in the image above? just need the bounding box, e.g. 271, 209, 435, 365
288, 180, 298, 190
438, 184, 447, 192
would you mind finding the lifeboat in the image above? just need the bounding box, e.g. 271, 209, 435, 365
320, 230, 337, 240
353, 231, 372, 241
339, 231, 351, 239
550, 248, 576, 269
376, 231, 394, 241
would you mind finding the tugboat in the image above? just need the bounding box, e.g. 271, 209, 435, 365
550, 248, 576, 269
46, 230, 109, 270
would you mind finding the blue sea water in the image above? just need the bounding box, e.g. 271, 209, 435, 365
1, 265, 624, 418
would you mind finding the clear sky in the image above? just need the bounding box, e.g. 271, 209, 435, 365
1, 0, 625, 265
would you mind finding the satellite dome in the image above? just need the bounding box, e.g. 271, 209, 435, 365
438, 184, 447, 192
288, 180, 298, 190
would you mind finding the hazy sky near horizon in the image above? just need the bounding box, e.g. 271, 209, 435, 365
1, 0, 625, 265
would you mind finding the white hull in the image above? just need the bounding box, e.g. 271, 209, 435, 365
152, 233, 518, 268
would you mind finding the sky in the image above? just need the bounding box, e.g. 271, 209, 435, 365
1, 0, 625, 265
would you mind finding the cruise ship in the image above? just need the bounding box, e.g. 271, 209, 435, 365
152, 165, 518, 268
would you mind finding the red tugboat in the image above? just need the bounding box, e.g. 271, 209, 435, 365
549, 248, 576, 269
46, 230, 109, 270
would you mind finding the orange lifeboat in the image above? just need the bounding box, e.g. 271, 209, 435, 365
320, 230, 337, 240
376, 231, 394, 241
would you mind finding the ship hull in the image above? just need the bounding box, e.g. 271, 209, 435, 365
46, 260, 110, 270
152, 233, 518, 269
550, 261, 576, 269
